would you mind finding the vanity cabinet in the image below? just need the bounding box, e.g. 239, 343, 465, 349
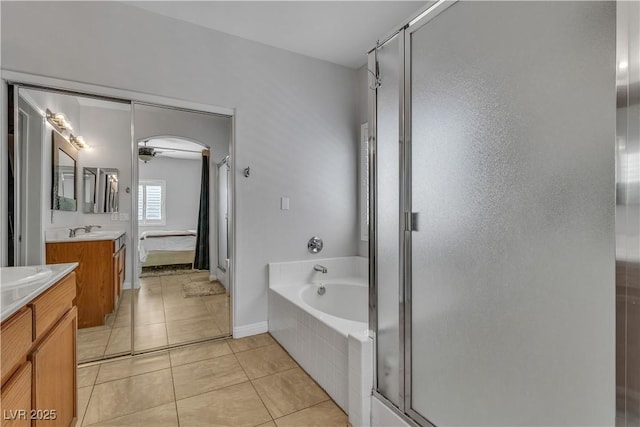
46, 237, 125, 328
0, 272, 77, 427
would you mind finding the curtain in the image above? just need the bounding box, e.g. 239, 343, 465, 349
194, 150, 210, 270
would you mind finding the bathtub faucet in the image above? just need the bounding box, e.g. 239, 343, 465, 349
313, 264, 328, 274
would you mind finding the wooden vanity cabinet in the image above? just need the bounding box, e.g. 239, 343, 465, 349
46, 237, 125, 328
0, 272, 77, 427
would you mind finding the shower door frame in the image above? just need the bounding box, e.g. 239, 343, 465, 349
367, 2, 455, 425
371, 1, 624, 426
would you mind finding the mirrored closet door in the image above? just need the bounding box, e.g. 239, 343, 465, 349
11, 85, 134, 363
8, 84, 233, 364
132, 103, 232, 353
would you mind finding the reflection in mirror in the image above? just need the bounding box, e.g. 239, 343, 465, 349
52, 131, 78, 211
83, 168, 97, 212
83, 167, 119, 213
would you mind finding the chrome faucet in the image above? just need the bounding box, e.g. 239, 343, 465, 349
68, 227, 86, 238
68, 225, 102, 237
313, 264, 328, 274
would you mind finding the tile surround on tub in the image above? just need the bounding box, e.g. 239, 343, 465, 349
268, 256, 371, 425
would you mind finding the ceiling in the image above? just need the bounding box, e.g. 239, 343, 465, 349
140, 138, 205, 161
124, 1, 426, 68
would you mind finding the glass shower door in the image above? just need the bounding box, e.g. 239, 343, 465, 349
370, 33, 402, 407
407, 1, 615, 425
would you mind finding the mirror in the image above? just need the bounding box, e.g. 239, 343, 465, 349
52, 131, 78, 211
83, 167, 120, 213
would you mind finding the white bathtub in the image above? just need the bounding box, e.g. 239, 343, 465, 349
268, 257, 372, 425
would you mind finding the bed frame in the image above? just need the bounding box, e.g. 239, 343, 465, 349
140, 250, 195, 268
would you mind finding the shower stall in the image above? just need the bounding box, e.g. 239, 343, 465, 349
369, 1, 624, 426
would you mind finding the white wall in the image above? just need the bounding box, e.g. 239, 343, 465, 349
138, 157, 201, 231
1, 1, 360, 330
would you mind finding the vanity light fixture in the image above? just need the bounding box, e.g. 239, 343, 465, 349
46, 109, 73, 132
69, 134, 89, 150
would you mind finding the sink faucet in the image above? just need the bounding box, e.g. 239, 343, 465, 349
68, 225, 102, 237
313, 264, 328, 274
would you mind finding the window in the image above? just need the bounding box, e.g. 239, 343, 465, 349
360, 123, 369, 241
138, 180, 166, 225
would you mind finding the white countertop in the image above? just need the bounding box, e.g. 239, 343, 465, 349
45, 229, 125, 243
1, 263, 78, 322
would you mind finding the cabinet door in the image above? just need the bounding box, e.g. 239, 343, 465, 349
31, 307, 77, 427
0, 362, 32, 427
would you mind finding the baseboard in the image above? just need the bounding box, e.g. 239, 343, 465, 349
233, 321, 268, 338
122, 280, 132, 290
209, 272, 217, 282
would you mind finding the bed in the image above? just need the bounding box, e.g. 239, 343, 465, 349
139, 230, 198, 268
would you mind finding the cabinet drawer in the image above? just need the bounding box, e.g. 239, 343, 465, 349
30, 272, 76, 341
1, 308, 32, 385
0, 362, 32, 427
32, 307, 77, 427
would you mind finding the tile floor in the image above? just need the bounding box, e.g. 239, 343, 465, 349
78, 271, 230, 362
77, 333, 349, 426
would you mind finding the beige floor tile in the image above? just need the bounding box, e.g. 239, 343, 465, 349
79, 325, 112, 335
161, 275, 192, 286
112, 307, 132, 329
228, 333, 275, 353
134, 322, 169, 351
78, 329, 110, 361
201, 293, 229, 304
169, 340, 232, 366
118, 290, 133, 305
235, 344, 297, 379
104, 326, 132, 355
78, 386, 93, 427
83, 369, 175, 426
96, 353, 170, 384
164, 301, 210, 322
166, 316, 221, 345
139, 276, 161, 287
252, 368, 329, 419
162, 293, 207, 308
133, 307, 166, 326
176, 382, 271, 427
136, 292, 166, 306
216, 318, 231, 335
84, 402, 178, 427
78, 365, 100, 388
138, 286, 163, 299
274, 401, 348, 427
172, 354, 248, 399
188, 271, 211, 281
258, 422, 277, 427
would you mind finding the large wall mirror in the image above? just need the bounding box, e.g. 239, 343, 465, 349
52, 131, 78, 211
83, 167, 119, 213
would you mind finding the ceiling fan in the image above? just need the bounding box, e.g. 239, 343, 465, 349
138, 141, 177, 163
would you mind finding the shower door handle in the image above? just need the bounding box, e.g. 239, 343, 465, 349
405, 212, 419, 232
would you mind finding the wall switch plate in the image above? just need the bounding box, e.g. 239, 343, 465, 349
281, 197, 290, 210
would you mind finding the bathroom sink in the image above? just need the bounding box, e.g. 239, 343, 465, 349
1, 266, 53, 288
81, 230, 115, 237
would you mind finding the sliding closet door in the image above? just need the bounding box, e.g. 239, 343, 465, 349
407, 2, 615, 425
372, 33, 402, 406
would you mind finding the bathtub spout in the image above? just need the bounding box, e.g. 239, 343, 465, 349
313, 264, 328, 274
